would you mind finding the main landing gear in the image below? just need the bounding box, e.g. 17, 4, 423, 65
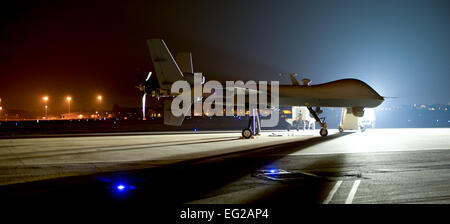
241, 107, 328, 138
242, 108, 262, 139
307, 106, 328, 137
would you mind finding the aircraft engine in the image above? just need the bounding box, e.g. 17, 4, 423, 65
352, 107, 365, 117
137, 69, 159, 94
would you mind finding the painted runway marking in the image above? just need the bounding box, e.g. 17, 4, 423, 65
345, 180, 361, 204
323, 180, 342, 204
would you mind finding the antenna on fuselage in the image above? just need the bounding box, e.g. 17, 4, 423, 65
301, 78, 311, 86
279, 73, 300, 86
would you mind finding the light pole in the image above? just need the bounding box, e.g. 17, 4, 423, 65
97, 95, 102, 119
0, 106, 2, 120
42, 96, 49, 119
66, 96, 72, 114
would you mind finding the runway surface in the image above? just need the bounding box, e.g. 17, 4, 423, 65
1, 128, 449, 205
0, 129, 322, 185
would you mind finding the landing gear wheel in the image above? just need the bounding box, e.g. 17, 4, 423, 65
338, 126, 344, 132
242, 129, 253, 139
320, 128, 328, 137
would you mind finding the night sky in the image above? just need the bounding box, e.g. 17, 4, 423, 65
1, 0, 449, 113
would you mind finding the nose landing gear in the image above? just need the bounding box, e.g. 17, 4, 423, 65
307, 106, 328, 137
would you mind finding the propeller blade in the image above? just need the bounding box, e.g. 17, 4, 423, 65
145, 72, 152, 81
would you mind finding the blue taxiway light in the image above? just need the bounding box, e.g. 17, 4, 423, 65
115, 184, 135, 192
117, 185, 126, 191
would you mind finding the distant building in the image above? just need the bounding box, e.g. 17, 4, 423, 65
61, 113, 87, 120
1, 109, 34, 120
112, 104, 143, 120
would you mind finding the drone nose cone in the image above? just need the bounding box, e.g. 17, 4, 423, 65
376, 93, 384, 101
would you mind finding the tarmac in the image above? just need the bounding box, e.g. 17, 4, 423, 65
1, 128, 449, 204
